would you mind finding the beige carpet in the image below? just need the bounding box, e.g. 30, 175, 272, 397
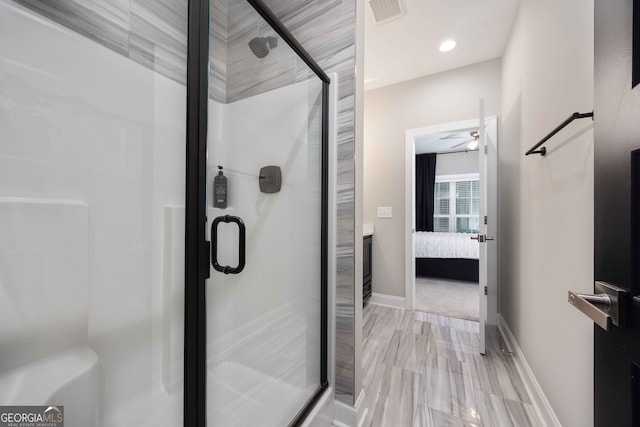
415, 277, 479, 321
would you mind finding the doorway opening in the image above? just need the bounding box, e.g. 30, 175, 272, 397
404, 114, 498, 353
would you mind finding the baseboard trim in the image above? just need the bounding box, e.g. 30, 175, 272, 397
355, 390, 367, 427
333, 389, 365, 427
333, 399, 356, 427
300, 386, 334, 427
369, 293, 406, 309
497, 314, 562, 427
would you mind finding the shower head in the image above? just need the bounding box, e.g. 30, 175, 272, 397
248, 36, 278, 58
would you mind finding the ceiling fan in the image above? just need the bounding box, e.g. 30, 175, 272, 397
441, 131, 480, 150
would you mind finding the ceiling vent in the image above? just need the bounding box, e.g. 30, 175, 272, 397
368, 0, 407, 25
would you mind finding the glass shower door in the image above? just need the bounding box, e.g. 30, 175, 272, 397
0, 1, 187, 425
205, 1, 328, 425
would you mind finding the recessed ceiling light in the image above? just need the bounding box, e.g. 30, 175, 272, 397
439, 40, 457, 52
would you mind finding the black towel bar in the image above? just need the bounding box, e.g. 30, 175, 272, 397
525, 111, 594, 156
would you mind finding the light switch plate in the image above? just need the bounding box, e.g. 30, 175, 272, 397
377, 206, 392, 218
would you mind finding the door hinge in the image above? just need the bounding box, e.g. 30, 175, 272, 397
484, 215, 488, 225
484, 286, 488, 296
202, 240, 211, 280
484, 145, 488, 155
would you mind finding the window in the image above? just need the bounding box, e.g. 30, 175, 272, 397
433, 182, 450, 232
433, 174, 480, 233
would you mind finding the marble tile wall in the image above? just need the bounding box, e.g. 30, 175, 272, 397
12, 0, 229, 102
209, 0, 228, 101
264, 0, 356, 80
261, 0, 357, 405
9, 0, 358, 405
225, 0, 355, 103
12, 0, 188, 85
128, 0, 188, 84
225, 0, 297, 102
334, 69, 356, 404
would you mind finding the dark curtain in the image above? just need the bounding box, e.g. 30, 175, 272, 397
416, 153, 437, 231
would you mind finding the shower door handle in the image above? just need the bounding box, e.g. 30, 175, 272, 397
211, 215, 246, 274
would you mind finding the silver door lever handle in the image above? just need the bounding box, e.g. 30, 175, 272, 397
576, 293, 611, 310
568, 281, 627, 331
471, 235, 495, 242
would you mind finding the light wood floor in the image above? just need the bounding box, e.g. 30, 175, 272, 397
361, 304, 541, 427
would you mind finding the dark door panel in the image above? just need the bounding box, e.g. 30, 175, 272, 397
594, 0, 640, 426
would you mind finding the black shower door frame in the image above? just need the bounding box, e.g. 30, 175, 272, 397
184, 0, 330, 426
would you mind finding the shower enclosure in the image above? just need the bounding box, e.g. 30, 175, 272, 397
0, 0, 330, 425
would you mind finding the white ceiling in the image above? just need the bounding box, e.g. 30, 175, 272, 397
415, 127, 478, 154
364, 0, 520, 91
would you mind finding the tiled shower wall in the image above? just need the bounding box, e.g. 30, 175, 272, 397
13, 0, 189, 86
11, 0, 357, 405
260, 0, 357, 406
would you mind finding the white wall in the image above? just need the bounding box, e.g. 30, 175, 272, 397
435, 151, 479, 176
364, 59, 501, 297
499, 0, 594, 426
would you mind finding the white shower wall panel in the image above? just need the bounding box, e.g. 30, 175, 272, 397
206, 80, 323, 425
0, 199, 89, 371
0, 2, 185, 426
207, 82, 321, 350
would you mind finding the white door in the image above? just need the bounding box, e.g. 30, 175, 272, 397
478, 100, 487, 354
477, 100, 498, 355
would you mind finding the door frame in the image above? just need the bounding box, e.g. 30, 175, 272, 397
184, 0, 331, 426
403, 117, 498, 323
184, 1, 210, 425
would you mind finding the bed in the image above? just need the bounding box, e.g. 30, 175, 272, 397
414, 232, 479, 282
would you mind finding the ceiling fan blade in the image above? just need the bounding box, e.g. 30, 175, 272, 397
439, 134, 467, 140
451, 138, 474, 148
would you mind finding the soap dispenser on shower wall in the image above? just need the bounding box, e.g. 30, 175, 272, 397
213, 166, 227, 209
